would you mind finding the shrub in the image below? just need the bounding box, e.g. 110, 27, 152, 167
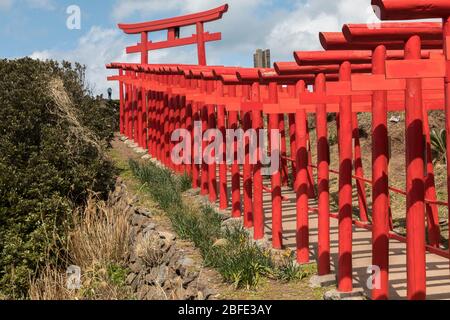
0, 58, 117, 298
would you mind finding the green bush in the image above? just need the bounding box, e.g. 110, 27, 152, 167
0, 58, 117, 298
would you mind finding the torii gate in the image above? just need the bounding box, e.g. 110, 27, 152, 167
108, 5, 228, 148
118, 4, 229, 66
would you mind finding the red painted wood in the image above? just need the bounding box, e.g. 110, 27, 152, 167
404, 35, 426, 301
337, 61, 353, 293
295, 80, 310, 264
372, 0, 450, 20
386, 58, 446, 79
269, 82, 283, 249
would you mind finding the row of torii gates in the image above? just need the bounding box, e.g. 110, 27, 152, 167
107, 1, 450, 300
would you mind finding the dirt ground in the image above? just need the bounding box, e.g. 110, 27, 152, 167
109, 137, 329, 300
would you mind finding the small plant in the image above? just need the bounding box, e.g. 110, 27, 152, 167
179, 172, 193, 192
107, 263, 128, 286
275, 255, 317, 282
135, 234, 166, 267
430, 129, 447, 163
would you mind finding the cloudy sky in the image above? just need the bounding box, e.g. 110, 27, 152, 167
0, 0, 382, 97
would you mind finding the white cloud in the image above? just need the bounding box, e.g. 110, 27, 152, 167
266, 0, 379, 59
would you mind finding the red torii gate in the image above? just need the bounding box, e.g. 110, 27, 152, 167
107, 1, 450, 301
118, 4, 228, 66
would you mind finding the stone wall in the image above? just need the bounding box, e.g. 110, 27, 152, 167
112, 179, 216, 300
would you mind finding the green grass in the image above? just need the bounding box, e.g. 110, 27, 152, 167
129, 159, 314, 289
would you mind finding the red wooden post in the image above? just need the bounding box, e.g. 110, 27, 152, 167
243, 96, 254, 228
286, 86, 297, 189
279, 113, 289, 187
185, 83, 194, 176
163, 78, 171, 167
404, 35, 426, 300
132, 82, 138, 142
126, 76, 133, 139
306, 121, 316, 199
119, 69, 125, 134
371, 44, 390, 300
315, 73, 331, 276
352, 113, 369, 222
229, 85, 241, 219
252, 82, 265, 240
216, 81, 228, 210
142, 87, 148, 151
269, 81, 283, 249
423, 110, 441, 247
295, 80, 310, 264
444, 17, 450, 261
196, 22, 207, 66
168, 87, 176, 170
149, 90, 156, 157
337, 61, 353, 293
192, 99, 201, 189
200, 81, 209, 196
207, 99, 218, 202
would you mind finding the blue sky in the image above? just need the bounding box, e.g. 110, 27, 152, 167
0, 0, 382, 97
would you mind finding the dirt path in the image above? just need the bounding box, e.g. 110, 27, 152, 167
109, 136, 327, 300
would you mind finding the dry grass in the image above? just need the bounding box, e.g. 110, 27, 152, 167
69, 194, 132, 266
29, 193, 133, 300
47, 78, 105, 157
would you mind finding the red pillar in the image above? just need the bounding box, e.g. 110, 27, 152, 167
295, 80, 309, 264
269, 82, 283, 249
337, 61, 353, 293
279, 113, 289, 186
443, 17, 450, 265
207, 101, 218, 203
352, 114, 369, 222
119, 69, 125, 134
243, 100, 253, 229
371, 45, 390, 300
192, 100, 201, 189
315, 73, 331, 276
252, 82, 265, 240
168, 90, 176, 170
157, 91, 164, 162
163, 81, 171, 167
229, 108, 241, 219
149, 90, 156, 157
423, 110, 441, 248
405, 35, 426, 300
216, 81, 228, 209
196, 22, 207, 66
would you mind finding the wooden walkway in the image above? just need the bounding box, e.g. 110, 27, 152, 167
217, 174, 450, 300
